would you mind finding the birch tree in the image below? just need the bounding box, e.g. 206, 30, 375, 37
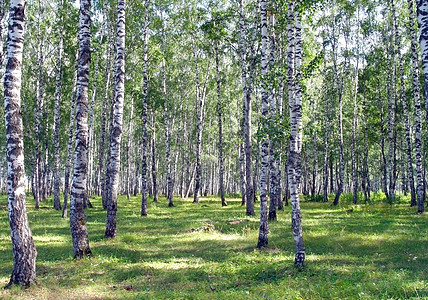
287, 0, 305, 267
4, 0, 37, 286
70, 0, 92, 258
105, 0, 126, 238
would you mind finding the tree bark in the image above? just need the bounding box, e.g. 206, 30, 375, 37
410, 0, 425, 213
257, 0, 270, 248
287, 0, 305, 266
141, 1, 150, 216
70, 0, 92, 258
105, 0, 126, 238
238, 0, 254, 215
53, 4, 64, 211
62, 51, 78, 219
215, 42, 227, 207
4, 0, 37, 286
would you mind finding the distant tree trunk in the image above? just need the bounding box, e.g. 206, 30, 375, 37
4, 0, 37, 286
62, 51, 78, 219
125, 93, 134, 199
238, 0, 254, 215
86, 60, 99, 203
98, 5, 113, 203
287, 0, 305, 267
151, 109, 158, 203
351, 20, 360, 204
386, 0, 397, 202
34, 37, 44, 208
258, 0, 271, 248
215, 42, 227, 207
105, 0, 126, 238
409, 0, 425, 213
70, 0, 92, 259
268, 12, 279, 221
239, 143, 246, 205
162, 21, 174, 207
53, 9, 64, 211
141, 1, 150, 216
362, 80, 371, 203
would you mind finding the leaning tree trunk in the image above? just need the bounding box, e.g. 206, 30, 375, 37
141, 1, 149, 216
53, 9, 64, 211
257, 0, 270, 249
70, 0, 92, 258
287, 0, 305, 267
105, 0, 126, 239
4, 0, 37, 287
410, 0, 425, 213
215, 42, 227, 207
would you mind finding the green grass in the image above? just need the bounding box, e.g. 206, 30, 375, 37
0, 193, 427, 299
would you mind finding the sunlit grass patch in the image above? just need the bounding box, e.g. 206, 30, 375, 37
0, 193, 426, 299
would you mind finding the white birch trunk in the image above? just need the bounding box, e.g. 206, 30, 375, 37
4, 0, 37, 286
70, 0, 92, 258
105, 0, 126, 238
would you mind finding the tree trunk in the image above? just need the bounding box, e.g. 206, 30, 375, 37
215, 42, 227, 207
141, 1, 150, 216
257, 0, 270, 248
268, 12, 279, 221
417, 0, 428, 126
70, 0, 92, 259
162, 20, 174, 207
105, 0, 126, 239
192, 39, 205, 204
287, 0, 305, 267
409, 0, 425, 213
4, 0, 37, 286
62, 51, 78, 219
53, 8, 63, 211
238, 0, 254, 215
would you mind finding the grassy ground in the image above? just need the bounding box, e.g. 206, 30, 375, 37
0, 193, 426, 299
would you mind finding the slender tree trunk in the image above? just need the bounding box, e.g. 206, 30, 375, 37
70, 0, 92, 259
162, 21, 174, 207
268, 12, 279, 221
239, 143, 246, 205
53, 6, 64, 211
351, 22, 360, 204
105, 0, 126, 238
4, 0, 37, 286
141, 1, 150, 216
151, 109, 158, 203
136, 6, 149, 209
99, 14, 113, 205
192, 40, 205, 204
409, 0, 425, 213
215, 42, 227, 206
287, 0, 305, 266
62, 51, 78, 218
257, 0, 270, 248
125, 93, 134, 199
238, 0, 254, 215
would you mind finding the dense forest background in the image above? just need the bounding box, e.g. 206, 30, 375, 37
0, 0, 427, 293
0, 0, 426, 210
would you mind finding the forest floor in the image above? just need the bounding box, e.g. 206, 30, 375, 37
0, 192, 427, 299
